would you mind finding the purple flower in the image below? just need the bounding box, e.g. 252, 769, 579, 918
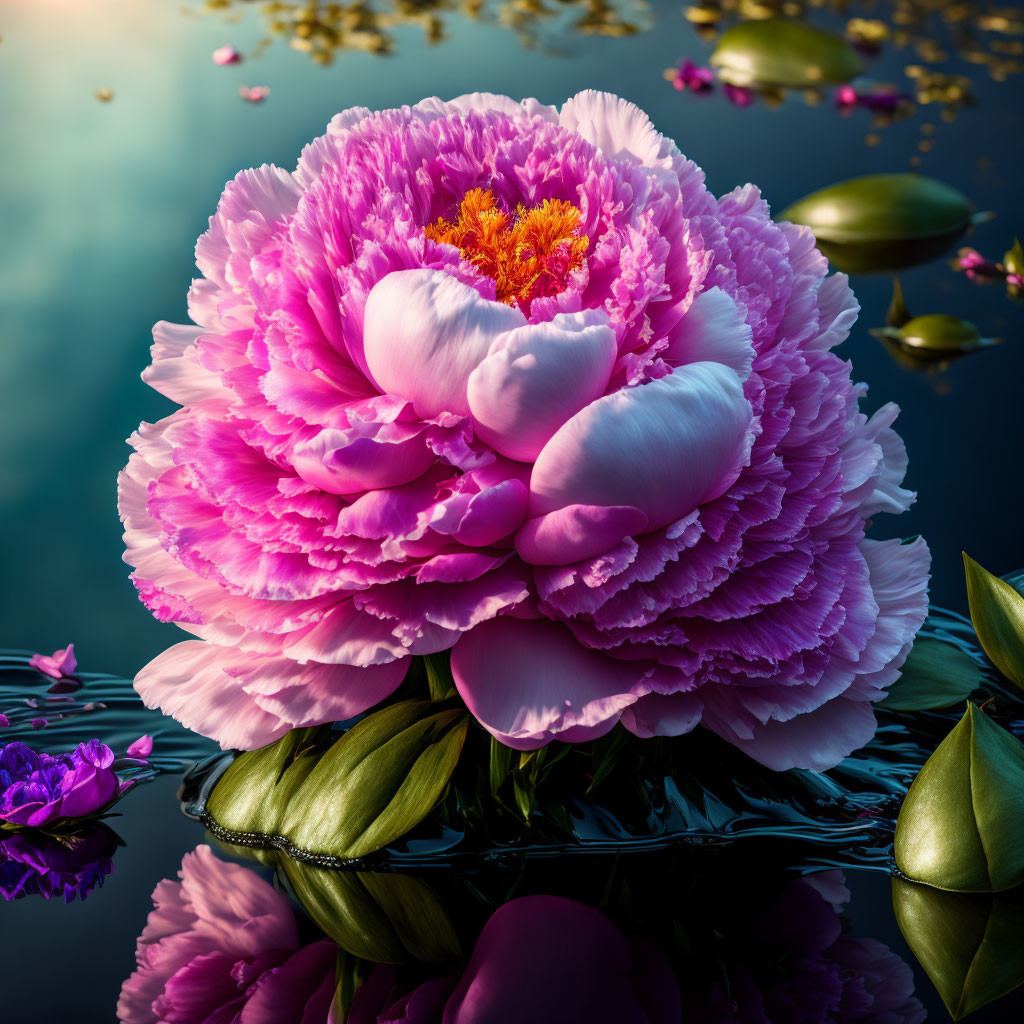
0, 824, 117, 902
28, 644, 77, 680
0, 737, 143, 827
118, 845, 337, 1024
350, 894, 680, 1024
683, 873, 926, 1023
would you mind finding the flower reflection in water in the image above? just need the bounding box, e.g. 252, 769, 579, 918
119, 842, 931, 1024
118, 845, 337, 1024
0, 822, 119, 903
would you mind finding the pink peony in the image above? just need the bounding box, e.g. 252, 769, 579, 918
117, 845, 337, 1024
120, 91, 929, 769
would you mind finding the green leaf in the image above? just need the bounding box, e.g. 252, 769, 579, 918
780, 174, 973, 248
880, 636, 985, 711
964, 553, 1024, 690
897, 315, 991, 354
205, 727, 323, 837
330, 950, 371, 1024
710, 19, 864, 88
283, 859, 460, 965
892, 876, 1024, 1019
489, 736, 515, 798
424, 652, 456, 701
588, 727, 629, 794
358, 871, 461, 962
280, 860, 448, 962
1004, 238, 1024, 278
894, 705, 1024, 892
207, 701, 469, 860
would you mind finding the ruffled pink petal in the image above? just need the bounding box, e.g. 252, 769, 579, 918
363, 269, 525, 419
529, 361, 753, 532
135, 642, 292, 750
468, 310, 617, 462
559, 90, 679, 170
450, 617, 645, 749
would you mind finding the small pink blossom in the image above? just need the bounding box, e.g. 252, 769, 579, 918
672, 60, 714, 93
126, 734, 154, 759
723, 83, 755, 107
29, 644, 77, 680
212, 45, 241, 66
238, 85, 270, 103
835, 85, 858, 108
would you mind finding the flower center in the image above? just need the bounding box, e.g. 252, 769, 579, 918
425, 188, 589, 312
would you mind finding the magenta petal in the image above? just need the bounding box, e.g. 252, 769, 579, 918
127, 735, 154, 759
291, 428, 436, 495
441, 895, 656, 1024
450, 617, 644, 749
57, 763, 118, 818
516, 504, 648, 565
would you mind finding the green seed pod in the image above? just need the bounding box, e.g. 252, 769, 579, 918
710, 19, 864, 88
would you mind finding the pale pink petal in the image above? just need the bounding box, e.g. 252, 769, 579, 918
134, 642, 291, 750
232, 657, 408, 730
661, 287, 754, 381
195, 164, 301, 292
468, 310, 617, 462
450, 617, 645, 749
421, 93, 559, 122
143, 322, 228, 404
528, 362, 753, 533
558, 90, 680, 169
810, 273, 860, 351
363, 269, 525, 419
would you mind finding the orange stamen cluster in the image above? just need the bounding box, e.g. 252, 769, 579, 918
425, 188, 589, 311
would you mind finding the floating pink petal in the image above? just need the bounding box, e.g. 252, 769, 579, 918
28, 644, 77, 680
238, 84, 269, 103
212, 45, 241, 66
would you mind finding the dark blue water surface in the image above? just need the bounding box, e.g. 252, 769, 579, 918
2, 1, 1024, 1020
